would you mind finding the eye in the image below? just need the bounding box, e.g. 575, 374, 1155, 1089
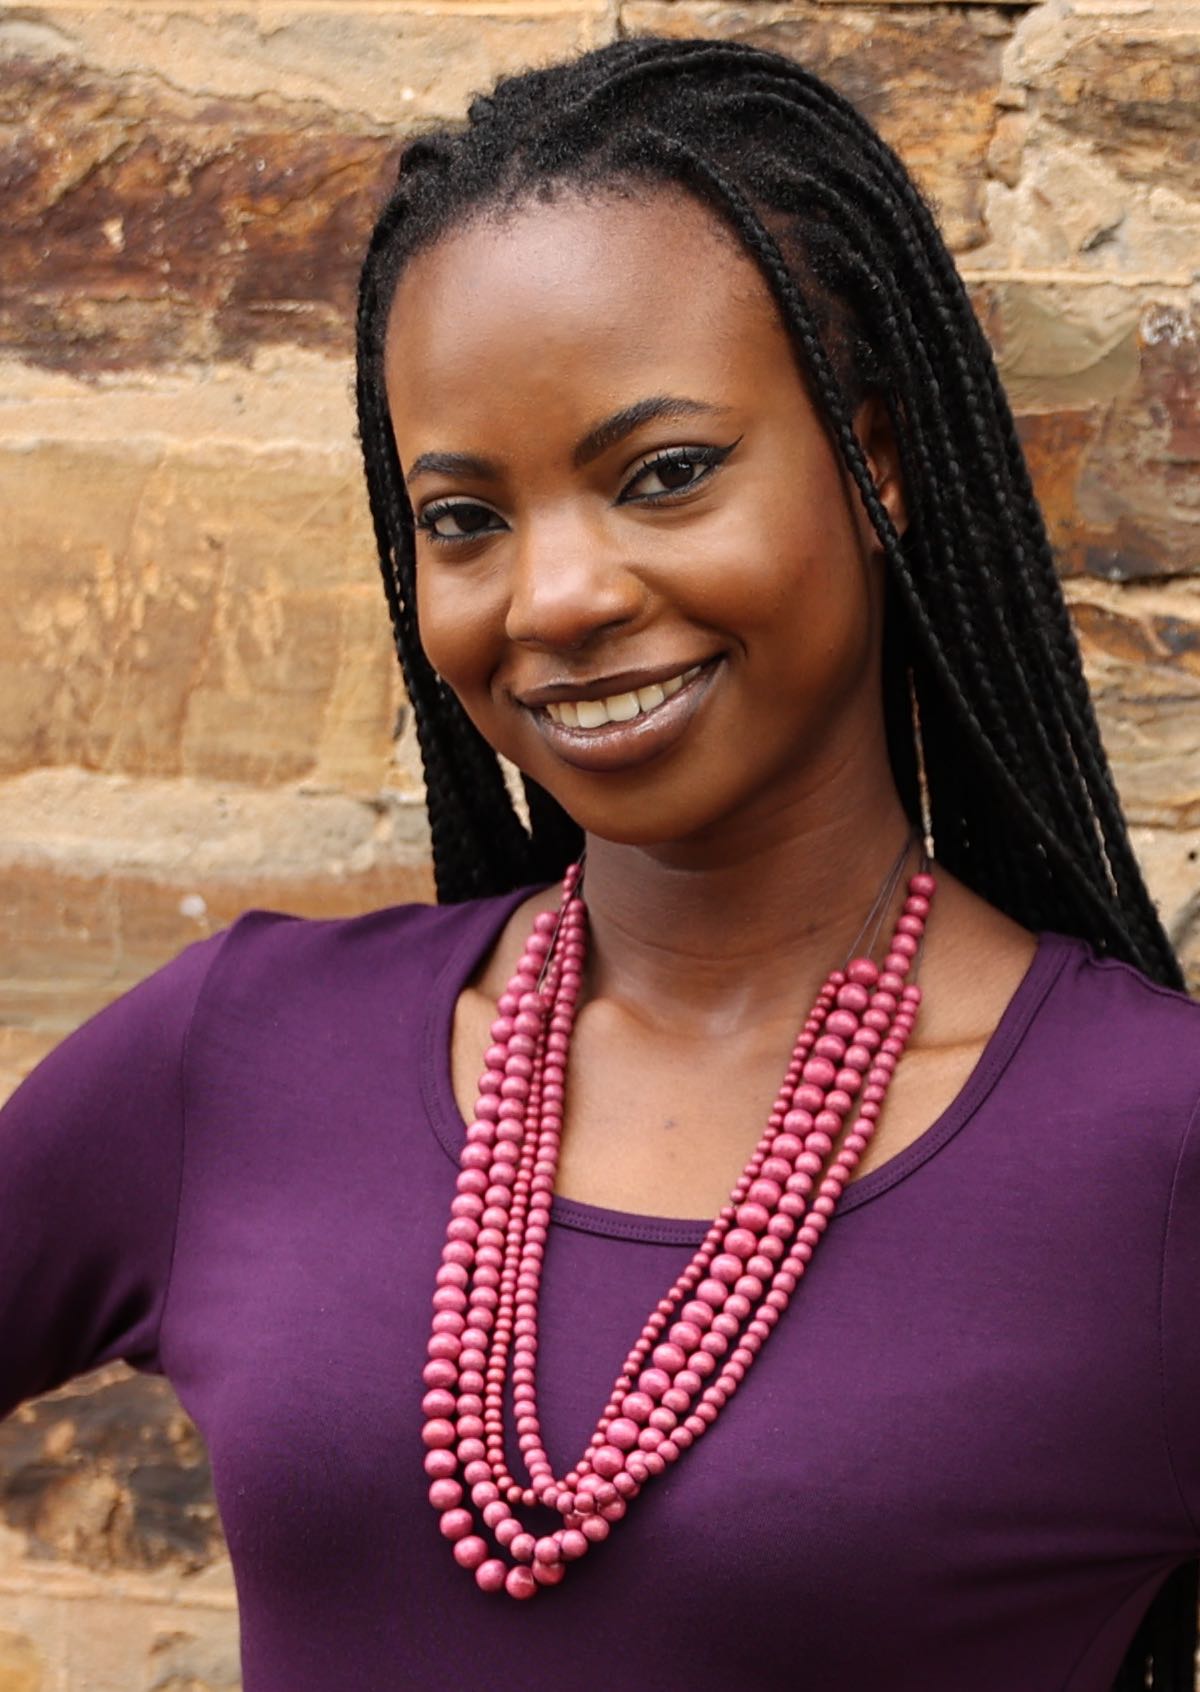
415, 500, 507, 545
620, 441, 739, 503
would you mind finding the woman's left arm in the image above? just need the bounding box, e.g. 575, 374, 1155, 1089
1162, 1089, 1200, 1545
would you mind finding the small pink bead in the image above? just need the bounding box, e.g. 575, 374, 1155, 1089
846, 957, 879, 986
910, 871, 936, 897
835, 983, 870, 1012
428, 1479, 463, 1510
440, 1508, 474, 1541
582, 1515, 610, 1542
422, 1418, 456, 1450
533, 1558, 566, 1586
622, 1391, 655, 1423
423, 1448, 457, 1479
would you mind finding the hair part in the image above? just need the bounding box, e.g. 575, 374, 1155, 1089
354, 51, 1194, 1676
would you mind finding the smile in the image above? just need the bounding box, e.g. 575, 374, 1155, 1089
543, 665, 704, 729
527, 658, 722, 774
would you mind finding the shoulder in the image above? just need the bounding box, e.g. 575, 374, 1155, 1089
187, 889, 535, 1027
1033, 931, 1200, 1130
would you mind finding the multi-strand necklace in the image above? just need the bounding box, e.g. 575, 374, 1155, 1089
422, 842, 936, 1599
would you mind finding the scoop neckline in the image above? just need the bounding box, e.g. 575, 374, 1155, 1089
420, 886, 1074, 1247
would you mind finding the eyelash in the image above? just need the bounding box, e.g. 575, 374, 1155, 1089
414, 442, 736, 548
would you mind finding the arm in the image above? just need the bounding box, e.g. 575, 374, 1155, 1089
1162, 1088, 1200, 1546
0, 933, 224, 1417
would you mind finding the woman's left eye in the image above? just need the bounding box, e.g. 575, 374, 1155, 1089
620, 443, 736, 503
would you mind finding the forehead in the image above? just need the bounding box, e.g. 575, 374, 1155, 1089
383, 187, 790, 443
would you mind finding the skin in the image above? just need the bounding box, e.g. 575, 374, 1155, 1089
385, 186, 1035, 1220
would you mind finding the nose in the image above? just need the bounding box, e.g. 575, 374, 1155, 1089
503, 506, 645, 652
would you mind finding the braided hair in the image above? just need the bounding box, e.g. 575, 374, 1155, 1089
354, 39, 1196, 1684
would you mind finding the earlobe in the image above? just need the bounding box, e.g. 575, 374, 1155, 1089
854, 393, 908, 542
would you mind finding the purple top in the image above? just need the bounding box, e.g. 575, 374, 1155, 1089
3, 892, 1200, 1690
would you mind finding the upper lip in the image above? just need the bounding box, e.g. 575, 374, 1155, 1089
514, 656, 719, 709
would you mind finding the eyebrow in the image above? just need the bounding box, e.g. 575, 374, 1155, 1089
403, 395, 733, 487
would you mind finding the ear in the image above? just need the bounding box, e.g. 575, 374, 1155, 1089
852, 392, 908, 546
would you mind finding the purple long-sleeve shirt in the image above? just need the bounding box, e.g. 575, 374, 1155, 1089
2, 890, 1199, 1690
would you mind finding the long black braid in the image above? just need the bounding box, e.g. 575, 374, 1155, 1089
354, 39, 1196, 1683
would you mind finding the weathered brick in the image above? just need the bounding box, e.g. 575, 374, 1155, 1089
620, 1, 1014, 253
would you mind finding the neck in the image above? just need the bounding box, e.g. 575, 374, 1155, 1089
579, 783, 915, 1038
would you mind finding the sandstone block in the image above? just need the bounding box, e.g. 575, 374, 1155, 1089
619, 1, 1014, 253
1067, 576, 1200, 835
0, 768, 433, 1039
1, 3, 612, 372
0, 1370, 222, 1575
0, 1630, 43, 1692
978, 0, 1200, 277
0, 430, 403, 789
977, 285, 1200, 581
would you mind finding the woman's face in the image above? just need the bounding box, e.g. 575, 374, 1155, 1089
384, 186, 903, 849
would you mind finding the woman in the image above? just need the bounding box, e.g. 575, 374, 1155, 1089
1, 34, 1196, 1692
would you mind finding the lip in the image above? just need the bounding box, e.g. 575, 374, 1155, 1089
526, 656, 723, 773
516, 657, 720, 709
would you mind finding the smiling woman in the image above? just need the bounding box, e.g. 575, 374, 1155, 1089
2, 31, 1199, 1692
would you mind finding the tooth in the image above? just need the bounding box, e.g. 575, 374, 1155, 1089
605, 691, 640, 722
661, 674, 684, 700
576, 699, 609, 729
558, 700, 580, 728
636, 683, 666, 711
682, 664, 701, 682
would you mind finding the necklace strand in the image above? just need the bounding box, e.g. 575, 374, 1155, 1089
422, 854, 936, 1598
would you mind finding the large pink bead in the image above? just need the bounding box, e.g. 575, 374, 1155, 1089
506, 1565, 538, 1600
476, 1559, 508, 1593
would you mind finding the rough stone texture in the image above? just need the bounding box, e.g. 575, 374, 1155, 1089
976, 285, 1200, 581
0, 2, 612, 371
1, 1, 1198, 1687
622, 1, 1015, 254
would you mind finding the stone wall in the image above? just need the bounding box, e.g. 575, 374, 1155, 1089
0, 0, 1196, 1685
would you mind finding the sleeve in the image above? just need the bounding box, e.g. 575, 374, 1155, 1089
0, 931, 226, 1419
1162, 1089, 1200, 1545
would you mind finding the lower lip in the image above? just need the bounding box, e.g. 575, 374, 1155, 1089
528, 661, 723, 773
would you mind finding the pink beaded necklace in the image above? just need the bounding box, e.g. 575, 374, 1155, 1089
422, 843, 936, 1599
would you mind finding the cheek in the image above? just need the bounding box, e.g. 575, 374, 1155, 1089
414, 566, 502, 691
